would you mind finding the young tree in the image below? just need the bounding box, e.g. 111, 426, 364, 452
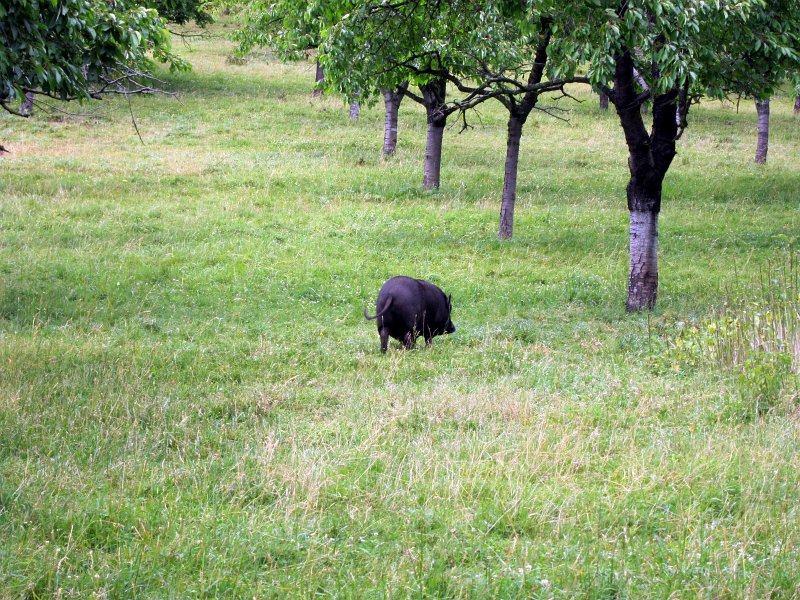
701, 1, 800, 162
1, 0, 186, 126
795, 84, 800, 114
794, 78, 800, 114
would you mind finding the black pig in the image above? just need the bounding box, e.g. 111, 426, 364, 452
364, 276, 455, 352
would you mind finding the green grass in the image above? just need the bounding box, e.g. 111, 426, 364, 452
2, 23, 800, 598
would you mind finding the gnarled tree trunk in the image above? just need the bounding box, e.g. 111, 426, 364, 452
499, 115, 525, 239
381, 83, 407, 156
627, 186, 660, 311
754, 98, 770, 164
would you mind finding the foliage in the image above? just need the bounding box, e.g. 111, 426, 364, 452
233, 0, 354, 60
0, 0, 188, 115
146, 0, 214, 27
699, 0, 800, 99
564, 0, 800, 105
321, 0, 586, 109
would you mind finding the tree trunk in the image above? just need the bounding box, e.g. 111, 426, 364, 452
599, 92, 609, 110
754, 98, 770, 164
423, 120, 445, 190
20, 92, 34, 116
313, 60, 325, 97
611, 49, 678, 312
627, 195, 660, 311
794, 94, 800, 115
498, 115, 525, 239
420, 80, 448, 190
381, 84, 406, 156
349, 100, 360, 120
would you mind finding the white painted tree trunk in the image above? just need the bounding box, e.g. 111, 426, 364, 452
627, 210, 659, 311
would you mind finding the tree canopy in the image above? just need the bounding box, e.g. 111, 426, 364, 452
147, 0, 214, 27
0, 0, 188, 116
234, 0, 355, 60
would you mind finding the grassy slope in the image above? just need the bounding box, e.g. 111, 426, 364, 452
1, 24, 799, 598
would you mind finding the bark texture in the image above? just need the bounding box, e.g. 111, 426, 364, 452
349, 100, 360, 121
420, 79, 447, 190
599, 92, 609, 110
754, 98, 770, 164
423, 121, 445, 190
794, 95, 800, 114
381, 83, 407, 156
627, 208, 659, 311
498, 116, 524, 239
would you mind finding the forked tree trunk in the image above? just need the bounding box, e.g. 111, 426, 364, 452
423, 120, 445, 190
499, 115, 525, 239
382, 84, 406, 156
313, 60, 325, 97
611, 49, 678, 311
754, 98, 770, 164
599, 92, 609, 110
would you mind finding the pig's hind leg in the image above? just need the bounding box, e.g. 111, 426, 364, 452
379, 328, 390, 353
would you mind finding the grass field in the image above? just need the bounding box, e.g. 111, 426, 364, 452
1, 22, 800, 598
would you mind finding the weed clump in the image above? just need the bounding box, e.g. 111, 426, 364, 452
667, 250, 799, 418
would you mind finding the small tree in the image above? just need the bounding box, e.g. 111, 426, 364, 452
381, 83, 408, 156
699, 0, 800, 164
